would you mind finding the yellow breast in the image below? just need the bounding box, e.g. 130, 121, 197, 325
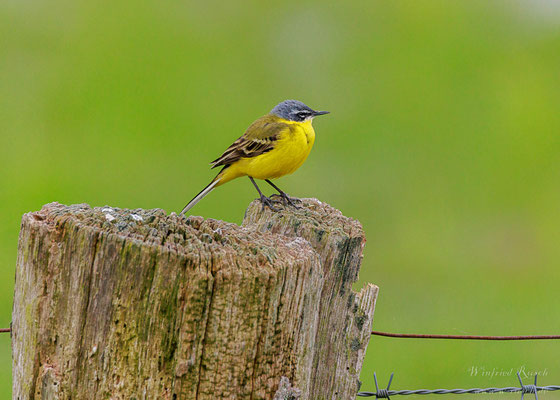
228, 119, 315, 181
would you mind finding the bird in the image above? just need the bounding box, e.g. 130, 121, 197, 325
179, 100, 329, 215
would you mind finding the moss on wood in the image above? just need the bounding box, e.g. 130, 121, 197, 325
13, 199, 377, 400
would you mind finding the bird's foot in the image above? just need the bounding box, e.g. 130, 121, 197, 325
259, 195, 280, 212
271, 193, 302, 209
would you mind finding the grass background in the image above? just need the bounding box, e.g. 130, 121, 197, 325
2, 0, 559, 397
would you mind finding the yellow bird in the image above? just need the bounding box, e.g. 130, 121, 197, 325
180, 100, 329, 215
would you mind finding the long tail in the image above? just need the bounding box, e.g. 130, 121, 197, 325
179, 173, 222, 215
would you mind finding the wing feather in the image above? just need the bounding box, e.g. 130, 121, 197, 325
210, 115, 292, 169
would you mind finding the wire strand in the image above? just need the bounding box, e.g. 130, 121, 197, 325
1, 327, 558, 340
372, 331, 560, 340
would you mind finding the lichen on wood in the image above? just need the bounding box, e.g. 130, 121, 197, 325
12, 198, 378, 400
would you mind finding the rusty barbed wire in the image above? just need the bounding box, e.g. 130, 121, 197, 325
371, 331, 560, 340
3, 327, 559, 341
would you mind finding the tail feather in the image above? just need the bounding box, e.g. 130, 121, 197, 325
179, 176, 221, 215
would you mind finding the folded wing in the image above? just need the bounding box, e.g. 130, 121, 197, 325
211, 115, 293, 169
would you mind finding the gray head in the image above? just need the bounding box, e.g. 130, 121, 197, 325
270, 100, 329, 122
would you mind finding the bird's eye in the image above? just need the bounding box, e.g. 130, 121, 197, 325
297, 111, 309, 120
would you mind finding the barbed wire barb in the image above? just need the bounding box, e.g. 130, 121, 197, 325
357, 372, 559, 398
373, 372, 393, 399
518, 372, 538, 400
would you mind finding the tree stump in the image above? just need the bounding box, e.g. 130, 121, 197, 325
12, 198, 378, 400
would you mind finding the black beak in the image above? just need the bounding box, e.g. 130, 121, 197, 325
313, 110, 330, 116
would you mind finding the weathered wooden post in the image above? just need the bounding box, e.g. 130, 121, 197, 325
12, 198, 378, 399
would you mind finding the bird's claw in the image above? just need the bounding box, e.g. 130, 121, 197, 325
270, 193, 302, 209
284, 195, 302, 209
259, 195, 280, 212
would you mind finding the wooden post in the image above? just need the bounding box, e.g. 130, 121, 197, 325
12, 198, 378, 400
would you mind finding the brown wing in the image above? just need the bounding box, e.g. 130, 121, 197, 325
210, 115, 292, 169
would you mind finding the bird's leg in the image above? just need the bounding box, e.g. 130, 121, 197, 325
249, 177, 279, 212
265, 179, 301, 208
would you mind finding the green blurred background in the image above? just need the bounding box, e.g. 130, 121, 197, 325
2, 0, 559, 398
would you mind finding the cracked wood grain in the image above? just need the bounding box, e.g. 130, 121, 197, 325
12, 198, 377, 400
